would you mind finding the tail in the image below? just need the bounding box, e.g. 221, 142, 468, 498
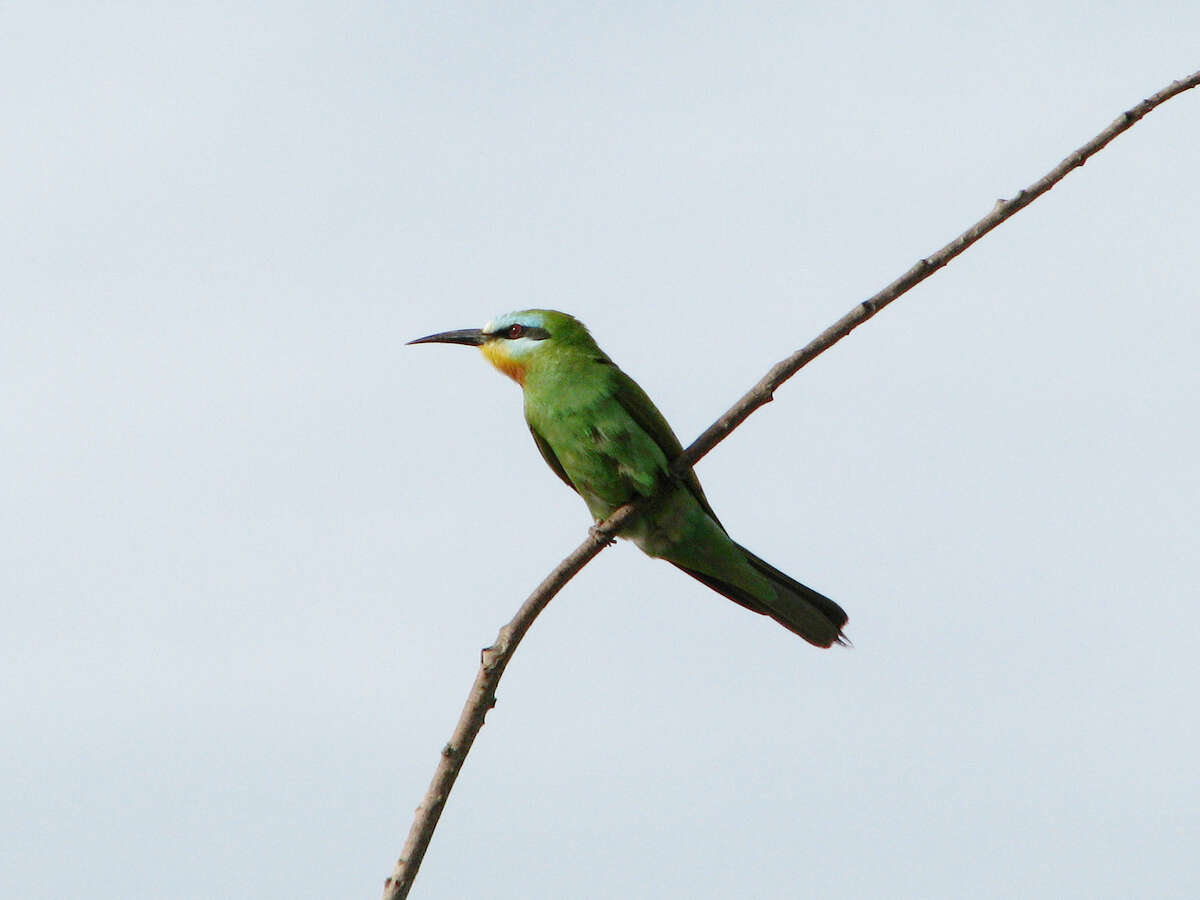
671, 544, 849, 648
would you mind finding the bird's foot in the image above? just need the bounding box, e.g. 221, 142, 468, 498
588, 524, 617, 546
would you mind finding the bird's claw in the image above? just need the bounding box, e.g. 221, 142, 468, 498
589, 524, 617, 546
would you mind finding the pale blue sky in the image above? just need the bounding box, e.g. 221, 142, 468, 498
3, 3, 1198, 898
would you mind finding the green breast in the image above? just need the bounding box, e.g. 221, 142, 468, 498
524, 364, 669, 521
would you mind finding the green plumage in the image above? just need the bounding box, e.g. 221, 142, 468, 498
411, 309, 847, 648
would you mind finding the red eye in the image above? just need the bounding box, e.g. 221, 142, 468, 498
506, 324, 525, 339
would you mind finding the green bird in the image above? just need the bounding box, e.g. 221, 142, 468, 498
410, 310, 848, 648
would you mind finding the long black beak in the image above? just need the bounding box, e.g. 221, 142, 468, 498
407, 328, 486, 347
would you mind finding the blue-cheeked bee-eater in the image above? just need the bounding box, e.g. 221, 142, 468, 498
410, 310, 848, 648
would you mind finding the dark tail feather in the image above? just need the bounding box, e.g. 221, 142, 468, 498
671, 545, 849, 648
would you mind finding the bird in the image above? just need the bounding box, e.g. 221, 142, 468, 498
409, 309, 848, 648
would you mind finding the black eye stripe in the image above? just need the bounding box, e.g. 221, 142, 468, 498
485, 325, 551, 341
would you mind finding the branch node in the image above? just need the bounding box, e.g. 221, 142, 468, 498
481, 645, 503, 671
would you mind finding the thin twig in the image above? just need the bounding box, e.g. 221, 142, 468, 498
381, 507, 636, 898
382, 69, 1200, 900
675, 70, 1200, 472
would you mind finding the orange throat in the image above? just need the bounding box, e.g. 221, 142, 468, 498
481, 342, 527, 386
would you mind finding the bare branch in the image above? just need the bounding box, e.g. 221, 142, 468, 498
380, 506, 636, 899
676, 69, 1200, 472
381, 68, 1200, 900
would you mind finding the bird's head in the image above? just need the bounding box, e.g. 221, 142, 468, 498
408, 309, 603, 385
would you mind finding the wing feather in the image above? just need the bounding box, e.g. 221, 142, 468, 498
609, 369, 723, 528
528, 423, 578, 492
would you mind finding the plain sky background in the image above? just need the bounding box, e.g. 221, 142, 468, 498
3, 3, 1198, 899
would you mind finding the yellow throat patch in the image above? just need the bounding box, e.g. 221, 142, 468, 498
481, 341, 527, 385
